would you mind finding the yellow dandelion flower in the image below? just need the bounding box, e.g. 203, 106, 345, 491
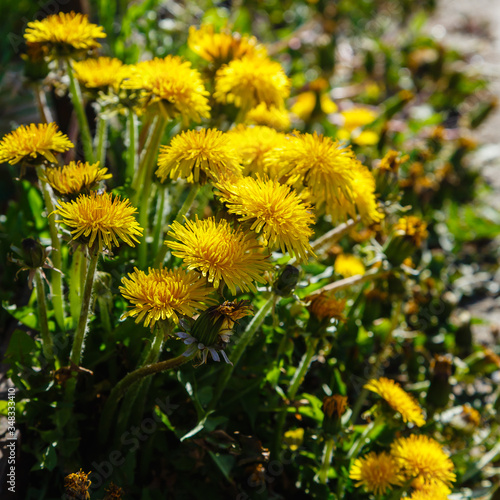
39, 161, 111, 196
244, 103, 291, 131
120, 267, 216, 327
167, 217, 271, 295
216, 176, 315, 260
330, 164, 384, 223
349, 452, 404, 496
227, 125, 287, 178
24, 12, 106, 59
188, 24, 266, 65
64, 469, 91, 499
267, 132, 360, 219
53, 191, 143, 252
121, 56, 210, 122
334, 254, 365, 278
214, 54, 290, 113
156, 129, 242, 184
307, 293, 346, 322
72, 57, 128, 90
352, 130, 379, 146
409, 479, 452, 500
365, 377, 426, 427
390, 435, 456, 487
341, 107, 378, 132
0, 123, 73, 165
291, 92, 337, 121
394, 216, 429, 247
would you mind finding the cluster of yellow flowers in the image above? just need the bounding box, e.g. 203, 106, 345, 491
350, 379, 455, 498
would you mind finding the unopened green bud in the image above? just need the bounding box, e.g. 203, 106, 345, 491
322, 395, 348, 436
426, 355, 452, 409
273, 265, 299, 297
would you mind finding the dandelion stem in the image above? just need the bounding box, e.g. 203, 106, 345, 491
35, 269, 54, 361
350, 300, 402, 424
125, 108, 138, 184
309, 268, 391, 297
114, 324, 165, 440
69, 250, 99, 367
152, 185, 166, 258
69, 248, 84, 329
273, 336, 320, 459
95, 115, 108, 167
36, 167, 65, 331
318, 436, 335, 484
208, 294, 275, 412
100, 349, 190, 443
138, 114, 168, 269
66, 60, 95, 163
153, 183, 200, 268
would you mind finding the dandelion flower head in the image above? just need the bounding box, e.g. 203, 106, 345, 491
394, 216, 429, 247
72, 57, 129, 90
267, 132, 360, 219
334, 254, 365, 278
244, 103, 291, 131
40, 161, 111, 196
120, 267, 216, 327
409, 480, 452, 500
216, 176, 315, 260
167, 217, 271, 295
121, 56, 210, 122
188, 24, 266, 65
390, 434, 456, 487
365, 377, 425, 427
227, 125, 287, 177
349, 452, 404, 496
24, 12, 106, 59
0, 123, 73, 166
156, 129, 242, 184
214, 54, 290, 113
54, 191, 143, 252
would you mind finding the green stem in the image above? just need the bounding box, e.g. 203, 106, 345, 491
100, 351, 190, 442
36, 167, 65, 331
95, 115, 108, 167
346, 416, 380, 460
69, 248, 84, 329
288, 337, 320, 401
69, 250, 99, 367
152, 185, 166, 258
35, 269, 54, 361
97, 297, 112, 334
318, 436, 335, 484
125, 108, 138, 184
138, 115, 168, 269
273, 336, 320, 459
209, 295, 275, 412
153, 183, 200, 268
115, 325, 165, 439
66, 60, 95, 163
350, 300, 402, 424
310, 268, 391, 297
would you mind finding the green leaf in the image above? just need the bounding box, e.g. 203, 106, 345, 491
208, 451, 235, 482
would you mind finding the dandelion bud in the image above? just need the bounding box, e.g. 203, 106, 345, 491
426, 355, 453, 409
322, 394, 348, 436
374, 150, 407, 199
273, 265, 299, 297
384, 216, 428, 266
